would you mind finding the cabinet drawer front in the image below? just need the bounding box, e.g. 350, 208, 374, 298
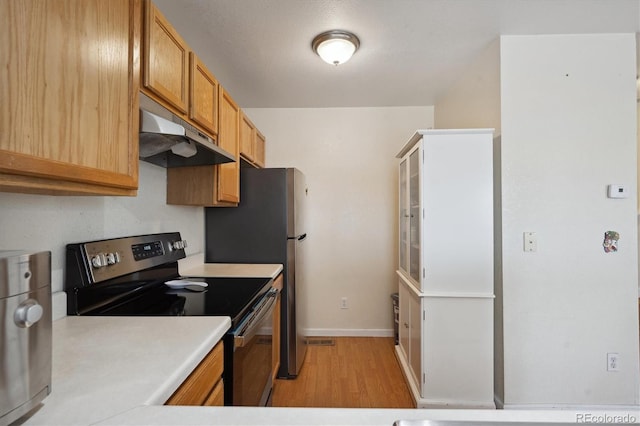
203, 379, 224, 406
166, 341, 224, 406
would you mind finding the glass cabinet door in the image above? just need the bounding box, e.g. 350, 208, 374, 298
399, 158, 408, 273
408, 147, 420, 283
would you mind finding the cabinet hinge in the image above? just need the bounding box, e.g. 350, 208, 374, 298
423, 268, 425, 279
423, 372, 426, 384
423, 310, 425, 321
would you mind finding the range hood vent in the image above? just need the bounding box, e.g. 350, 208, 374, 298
139, 93, 235, 167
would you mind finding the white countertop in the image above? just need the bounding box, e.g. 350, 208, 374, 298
21, 316, 230, 426
93, 406, 629, 425
19, 257, 638, 426
18, 316, 639, 426
178, 253, 283, 279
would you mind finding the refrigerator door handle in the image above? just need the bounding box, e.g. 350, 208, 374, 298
287, 233, 307, 241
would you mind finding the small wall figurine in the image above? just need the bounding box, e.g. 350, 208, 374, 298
603, 231, 620, 253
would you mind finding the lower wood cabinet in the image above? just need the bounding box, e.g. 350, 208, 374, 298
165, 341, 224, 406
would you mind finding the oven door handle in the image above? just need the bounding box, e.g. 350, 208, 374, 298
233, 289, 278, 349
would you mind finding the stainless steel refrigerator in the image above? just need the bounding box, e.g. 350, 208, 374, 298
205, 167, 307, 378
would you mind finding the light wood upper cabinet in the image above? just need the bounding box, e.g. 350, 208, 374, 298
189, 53, 219, 135
240, 112, 256, 163
143, 0, 189, 114
239, 110, 266, 168
166, 85, 239, 207
0, 0, 141, 196
143, 0, 219, 140
217, 88, 240, 203
254, 129, 266, 168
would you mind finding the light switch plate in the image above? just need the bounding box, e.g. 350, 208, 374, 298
607, 184, 628, 199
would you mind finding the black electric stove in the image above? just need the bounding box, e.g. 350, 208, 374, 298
64, 232, 276, 407
65, 233, 271, 324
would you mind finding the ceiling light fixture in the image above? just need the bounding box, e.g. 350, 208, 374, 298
311, 30, 360, 66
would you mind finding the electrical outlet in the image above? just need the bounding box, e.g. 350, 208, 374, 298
340, 297, 348, 309
523, 232, 537, 252
607, 353, 619, 372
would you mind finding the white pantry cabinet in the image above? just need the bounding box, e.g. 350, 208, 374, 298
397, 129, 495, 295
395, 129, 496, 409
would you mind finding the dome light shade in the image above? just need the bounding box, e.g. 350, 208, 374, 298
312, 30, 360, 65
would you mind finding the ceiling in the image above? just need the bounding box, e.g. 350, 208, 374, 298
153, 0, 640, 109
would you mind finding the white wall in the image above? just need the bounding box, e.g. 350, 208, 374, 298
499, 34, 639, 406
434, 38, 505, 404
244, 106, 433, 336
0, 162, 205, 296
434, 38, 501, 135
434, 33, 640, 408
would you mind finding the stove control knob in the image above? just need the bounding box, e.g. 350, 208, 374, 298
91, 253, 106, 269
106, 252, 121, 265
171, 240, 187, 250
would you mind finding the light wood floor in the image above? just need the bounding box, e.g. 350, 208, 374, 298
272, 337, 415, 408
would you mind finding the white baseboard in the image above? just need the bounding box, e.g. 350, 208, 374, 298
305, 328, 394, 337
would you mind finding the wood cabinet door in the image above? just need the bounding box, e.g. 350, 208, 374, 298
239, 111, 256, 162
166, 341, 224, 406
0, 0, 140, 195
189, 53, 218, 136
143, 0, 188, 113
217, 88, 240, 203
254, 129, 266, 168
203, 379, 224, 406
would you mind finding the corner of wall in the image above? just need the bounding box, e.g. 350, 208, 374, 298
434, 37, 501, 133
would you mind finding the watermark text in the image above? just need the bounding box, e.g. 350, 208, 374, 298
576, 412, 638, 424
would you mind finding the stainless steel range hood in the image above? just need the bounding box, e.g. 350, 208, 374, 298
139, 93, 235, 167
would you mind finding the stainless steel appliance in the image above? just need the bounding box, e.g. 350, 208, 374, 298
64, 232, 276, 406
205, 167, 308, 378
1, 251, 52, 426
139, 93, 236, 167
